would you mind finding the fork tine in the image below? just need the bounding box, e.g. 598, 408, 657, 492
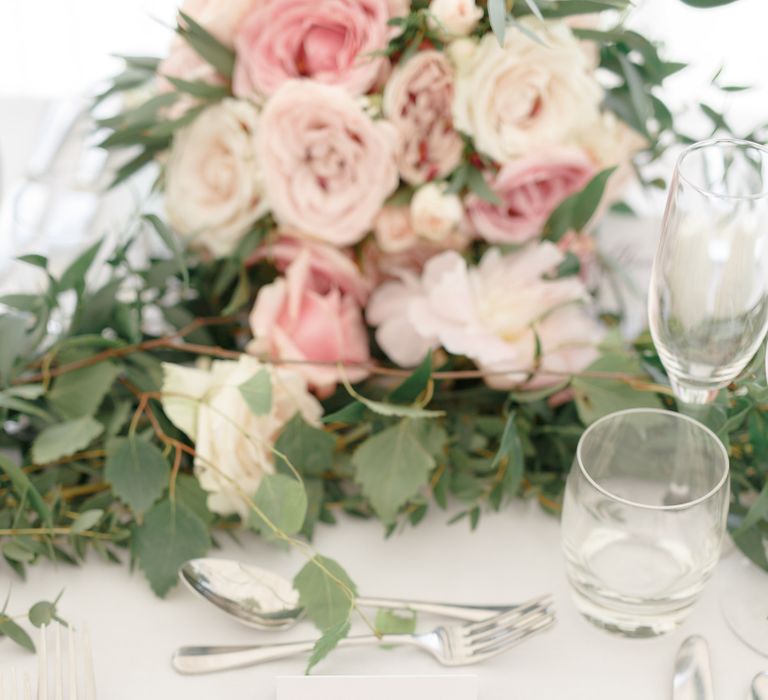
82, 626, 96, 700
37, 626, 47, 700
23, 674, 32, 700
67, 626, 77, 700
470, 612, 555, 660
463, 594, 553, 635
466, 604, 554, 645
53, 625, 62, 700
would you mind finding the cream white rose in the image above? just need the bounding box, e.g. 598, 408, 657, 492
165, 99, 268, 258
452, 21, 603, 163
429, 0, 482, 36
410, 183, 463, 242
161, 356, 322, 518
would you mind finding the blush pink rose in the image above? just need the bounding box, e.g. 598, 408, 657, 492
246, 235, 372, 305
383, 50, 463, 185
247, 248, 371, 396
466, 148, 596, 245
258, 80, 399, 246
233, 0, 389, 98
373, 206, 418, 254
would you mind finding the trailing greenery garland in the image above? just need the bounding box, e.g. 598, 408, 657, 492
0, 0, 765, 665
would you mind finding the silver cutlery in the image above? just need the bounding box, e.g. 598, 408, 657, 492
180, 558, 527, 631
0, 668, 32, 700
672, 635, 714, 700
751, 672, 768, 700
172, 597, 555, 675
37, 623, 97, 700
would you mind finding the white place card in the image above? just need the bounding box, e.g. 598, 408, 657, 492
277, 674, 478, 700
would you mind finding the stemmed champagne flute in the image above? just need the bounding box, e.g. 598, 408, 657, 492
648, 138, 768, 655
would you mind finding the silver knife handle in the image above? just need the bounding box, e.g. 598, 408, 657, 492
356, 595, 543, 622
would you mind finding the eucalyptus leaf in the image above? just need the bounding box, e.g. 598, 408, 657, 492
143, 214, 190, 288
0, 618, 35, 652
70, 509, 104, 535
293, 555, 357, 631
48, 361, 122, 420
492, 413, 525, 497
275, 414, 336, 477
0, 453, 52, 527
488, 0, 507, 46
250, 473, 308, 537
0, 315, 27, 385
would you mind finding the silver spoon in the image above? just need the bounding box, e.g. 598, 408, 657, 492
751, 672, 768, 700
180, 558, 526, 631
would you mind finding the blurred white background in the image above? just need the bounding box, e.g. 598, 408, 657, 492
0, 0, 766, 107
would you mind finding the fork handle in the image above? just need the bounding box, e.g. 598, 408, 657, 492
172, 634, 413, 675
357, 596, 513, 622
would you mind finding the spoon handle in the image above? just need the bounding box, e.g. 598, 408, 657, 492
356, 593, 546, 622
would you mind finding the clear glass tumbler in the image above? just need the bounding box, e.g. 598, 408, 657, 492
648, 138, 768, 405
561, 409, 730, 637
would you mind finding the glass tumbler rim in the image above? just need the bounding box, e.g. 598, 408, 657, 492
675, 137, 768, 202
575, 408, 730, 512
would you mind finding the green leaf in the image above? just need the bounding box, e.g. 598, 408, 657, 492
293, 555, 357, 631
221, 266, 251, 314
0, 618, 35, 652
322, 401, 367, 424
59, 241, 101, 292
571, 167, 617, 231
467, 166, 502, 205
733, 481, 768, 538
16, 254, 48, 270
238, 369, 272, 416
164, 76, 230, 100
375, 609, 417, 635
134, 499, 211, 597
31, 416, 104, 464
522, 0, 545, 20
572, 354, 663, 425
105, 436, 170, 515
275, 414, 336, 477
250, 473, 308, 536
488, 0, 507, 46
48, 361, 122, 419
3, 541, 35, 563
678, 0, 738, 6
0, 392, 54, 422
174, 474, 215, 525
143, 214, 190, 289
732, 524, 768, 571
389, 353, 432, 404
492, 413, 525, 497
342, 377, 444, 419
616, 52, 652, 134
0, 315, 27, 385
70, 509, 104, 535
306, 621, 350, 673
353, 420, 435, 523
0, 453, 51, 526
28, 600, 57, 628
178, 11, 236, 78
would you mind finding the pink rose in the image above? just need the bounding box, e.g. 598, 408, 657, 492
233, 0, 390, 98
177, 0, 256, 47
247, 235, 371, 305
383, 50, 463, 185
258, 80, 399, 246
367, 243, 603, 389
247, 248, 371, 396
466, 148, 596, 245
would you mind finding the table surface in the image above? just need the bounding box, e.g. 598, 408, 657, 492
0, 95, 766, 699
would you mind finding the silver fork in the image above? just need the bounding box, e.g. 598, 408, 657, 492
0, 668, 33, 700
172, 595, 555, 674
37, 623, 96, 700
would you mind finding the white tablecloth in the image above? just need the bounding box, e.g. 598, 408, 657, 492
0, 98, 765, 699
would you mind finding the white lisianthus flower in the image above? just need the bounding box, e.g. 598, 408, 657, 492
452, 21, 603, 163
428, 0, 483, 37
161, 356, 322, 518
410, 183, 464, 242
164, 99, 268, 258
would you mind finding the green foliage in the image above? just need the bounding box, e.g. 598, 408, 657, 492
134, 500, 211, 597
105, 436, 170, 515
48, 361, 122, 420
306, 620, 351, 673
294, 555, 357, 632
353, 419, 436, 523
250, 474, 308, 537
275, 414, 336, 477
239, 369, 273, 416
375, 608, 417, 636
31, 416, 104, 464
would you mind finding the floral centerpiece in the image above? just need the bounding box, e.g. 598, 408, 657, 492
0, 0, 765, 665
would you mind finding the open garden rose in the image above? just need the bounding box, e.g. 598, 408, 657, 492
247, 235, 372, 305
258, 80, 399, 246
428, 0, 483, 36
466, 148, 596, 244
374, 206, 419, 253
161, 356, 322, 517
367, 243, 604, 387
383, 50, 463, 185
248, 248, 371, 395
452, 21, 603, 163
164, 99, 267, 257
232, 0, 390, 98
